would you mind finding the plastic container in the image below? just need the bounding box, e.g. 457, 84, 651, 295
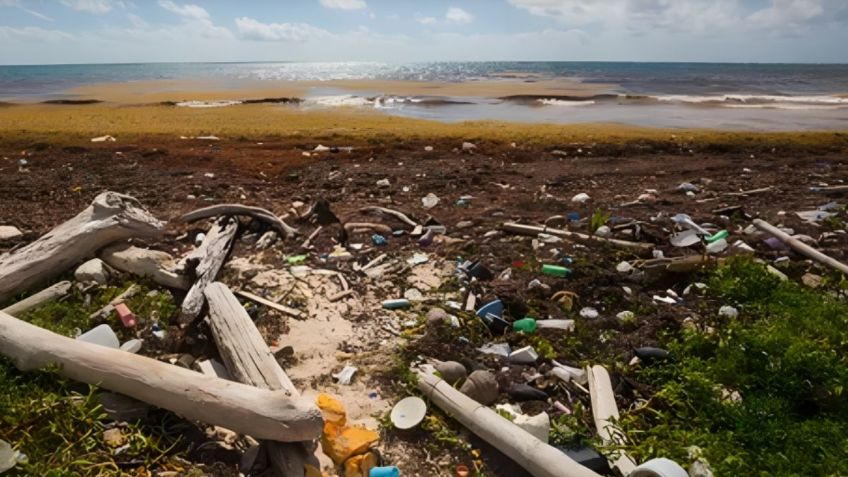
706, 229, 729, 243
370, 466, 400, 477
541, 264, 571, 277
512, 317, 537, 333
77, 324, 119, 349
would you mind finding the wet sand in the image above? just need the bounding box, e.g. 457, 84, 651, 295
58, 77, 615, 104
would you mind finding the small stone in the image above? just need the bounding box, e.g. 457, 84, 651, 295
433, 361, 467, 384
462, 142, 477, 152
103, 428, 125, 447
403, 288, 425, 302
594, 225, 611, 237
460, 370, 499, 405
424, 145, 434, 152
571, 193, 591, 204
426, 308, 448, 326
801, 273, 823, 288
718, 305, 738, 318
421, 193, 439, 209
0, 226, 23, 240
456, 220, 474, 229
376, 178, 391, 188
579, 307, 599, 319
74, 258, 109, 284
616, 261, 633, 273
616, 310, 636, 324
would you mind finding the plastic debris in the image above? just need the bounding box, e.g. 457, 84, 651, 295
333, 365, 358, 385
390, 396, 427, 429
719, 305, 739, 318
114, 303, 137, 328
77, 324, 120, 349
382, 299, 411, 310
421, 193, 439, 209
541, 264, 571, 277
508, 346, 539, 364
571, 193, 591, 204
317, 393, 380, 465
579, 307, 599, 319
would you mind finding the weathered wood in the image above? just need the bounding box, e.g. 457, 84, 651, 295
204, 282, 318, 477
723, 186, 774, 197
178, 218, 239, 324
181, 204, 298, 238
0, 310, 322, 442
501, 222, 654, 252
356, 206, 418, 228
586, 365, 637, 476
753, 219, 848, 275
100, 243, 191, 290
343, 222, 394, 235
1, 281, 72, 316
89, 284, 141, 320
234, 289, 303, 318
300, 226, 322, 249
417, 369, 602, 477
0, 192, 163, 302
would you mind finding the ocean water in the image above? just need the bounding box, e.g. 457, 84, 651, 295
2, 61, 847, 130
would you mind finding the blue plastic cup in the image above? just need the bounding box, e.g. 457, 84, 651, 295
370, 466, 400, 477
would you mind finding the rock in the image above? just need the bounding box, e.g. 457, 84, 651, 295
102, 428, 125, 447
594, 225, 611, 237
376, 178, 391, 188
433, 360, 467, 385
403, 288, 425, 302
616, 261, 633, 273
0, 226, 22, 240
456, 220, 474, 229
678, 182, 699, 193
689, 460, 715, 477
802, 273, 823, 288
421, 193, 439, 209
718, 305, 738, 318
74, 258, 109, 284
571, 193, 591, 204
459, 370, 499, 405
634, 346, 669, 362
462, 142, 477, 152
426, 308, 448, 326
424, 145, 434, 152
508, 383, 548, 402
561, 445, 610, 474
616, 310, 636, 324
579, 307, 599, 319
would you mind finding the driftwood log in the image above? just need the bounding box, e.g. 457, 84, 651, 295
0, 192, 163, 302
234, 289, 303, 318
100, 243, 190, 290
204, 283, 318, 477
1, 281, 71, 316
0, 310, 322, 442
417, 369, 601, 477
753, 219, 848, 275
178, 217, 239, 324
355, 207, 418, 228
501, 222, 654, 253
587, 365, 637, 476
181, 204, 299, 238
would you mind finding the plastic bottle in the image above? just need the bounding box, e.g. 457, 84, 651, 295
541, 264, 571, 277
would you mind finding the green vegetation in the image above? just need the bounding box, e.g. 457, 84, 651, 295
0, 280, 191, 475
619, 258, 848, 476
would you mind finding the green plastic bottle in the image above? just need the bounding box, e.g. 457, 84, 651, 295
513, 317, 537, 333
541, 264, 571, 277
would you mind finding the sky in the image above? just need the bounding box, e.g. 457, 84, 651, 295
0, 0, 847, 65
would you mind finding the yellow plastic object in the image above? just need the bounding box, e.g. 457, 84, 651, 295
317, 393, 380, 465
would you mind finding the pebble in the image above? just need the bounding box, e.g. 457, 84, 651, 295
0, 226, 23, 240
456, 220, 474, 229
579, 307, 599, 319
571, 192, 591, 203
459, 370, 498, 405
74, 258, 109, 285
718, 305, 738, 318
433, 361, 467, 385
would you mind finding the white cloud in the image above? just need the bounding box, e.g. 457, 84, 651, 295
158, 0, 209, 20
156, 1, 230, 39
0, 25, 74, 41
319, 0, 367, 10
0, 1, 53, 21
416, 15, 437, 25
59, 0, 116, 14
507, 0, 844, 34
445, 7, 473, 24
235, 17, 331, 42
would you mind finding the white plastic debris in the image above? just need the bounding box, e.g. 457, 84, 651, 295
508, 346, 539, 365
196, 135, 220, 141
616, 261, 634, 273
594, 225, 611, 237
705, 238, 728, 254
571, 193, 591, 204
77, 324, 120, 349
478, 342, 511, 357
733, 240, 755, 252
120, 339, 143, 354
332, 365, 358, 385
0, 439, 26, 473
90, 135, 116, 143
670, 229, 701, 247
653, 295, 677, 305
550, 361, 588, 385
406, 253, 429, 266
314, 144, 330, 152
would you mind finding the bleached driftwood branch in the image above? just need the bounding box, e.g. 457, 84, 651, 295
178, 217, 238, 324
181, 204, 299, 238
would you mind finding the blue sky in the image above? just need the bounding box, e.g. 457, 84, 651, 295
0, 0, 846, 64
